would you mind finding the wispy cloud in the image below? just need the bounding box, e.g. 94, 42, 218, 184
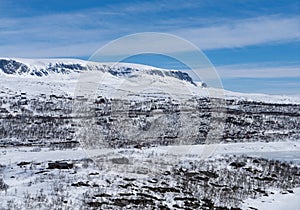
174, 16, 300, 50
0, 5, 299, 58
216, 63, 300, 79
0, 42, 103, 58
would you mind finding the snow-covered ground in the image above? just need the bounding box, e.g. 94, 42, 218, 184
1, 58, 299, 209
242, 187, 300, 210
1, 141, 299, 165
1, 141, 299, 209
1, 57, 299, 104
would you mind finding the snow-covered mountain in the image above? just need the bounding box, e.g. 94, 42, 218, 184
0, 57, 196, 85
0, 57, 299, 105
0, 58, 299, 210
0, 57, 299, 148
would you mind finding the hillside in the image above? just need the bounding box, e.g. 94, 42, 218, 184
0, 58, 299, 209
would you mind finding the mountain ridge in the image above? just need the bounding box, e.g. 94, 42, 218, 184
0, 58, 198, 86
0, 58, 299, 105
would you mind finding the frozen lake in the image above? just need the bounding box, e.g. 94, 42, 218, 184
246, 151, 300, 164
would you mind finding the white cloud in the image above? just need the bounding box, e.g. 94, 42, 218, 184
0, 42, 103, 58
216, 63, 300, 78
0, 12, 299, 57
174, 16, 300, 50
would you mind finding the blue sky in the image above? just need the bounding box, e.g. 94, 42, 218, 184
0, 0, 299, 95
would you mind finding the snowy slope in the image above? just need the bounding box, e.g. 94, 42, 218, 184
0, 57, 203, 100
0, 57, 299, 104
0, 57, 196, 85
0, 58, 299, 210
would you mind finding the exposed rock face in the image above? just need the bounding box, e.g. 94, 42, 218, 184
0, 59, 30, 75
0, 59, 88, 76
